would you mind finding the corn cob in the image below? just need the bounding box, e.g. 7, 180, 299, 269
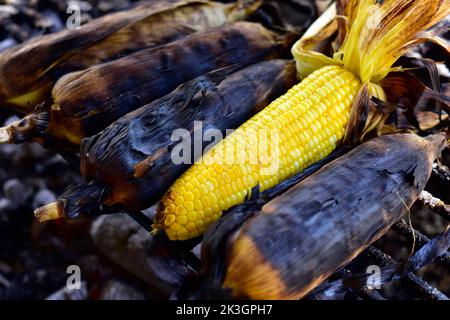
0, 22, 292, 150
155, 0, 450, 240
156, 65, 361, 240
199, 133, 445, 300
34, 60, 297, 222
0, 0, 261, 114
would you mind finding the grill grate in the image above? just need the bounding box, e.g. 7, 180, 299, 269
320, 161, 450, 300
327, 195, 450, 300
363, 246, 449, 300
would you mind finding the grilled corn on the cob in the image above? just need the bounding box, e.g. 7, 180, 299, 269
156, 0, 450, 240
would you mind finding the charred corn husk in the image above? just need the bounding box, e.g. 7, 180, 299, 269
0, 22, 292, 150
34, 60, 297, 222
156, 0, 450, 240
200, 133, 445, 300
0, 0, 261, 114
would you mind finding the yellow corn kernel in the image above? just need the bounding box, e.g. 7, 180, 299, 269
155, 65, 361, 240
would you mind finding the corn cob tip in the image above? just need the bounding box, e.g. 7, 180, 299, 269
0, 113, 45, 145
34, 201, 65, 222
38, 182, 108, 221
0, 127, 12, 144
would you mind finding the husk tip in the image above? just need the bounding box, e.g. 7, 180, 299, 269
34, 201, 65, 222
0, 127, 12, 144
